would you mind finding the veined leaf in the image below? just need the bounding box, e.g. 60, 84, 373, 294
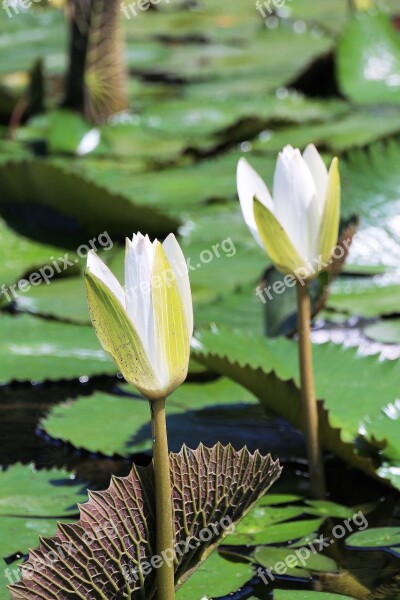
10, 444, 281, 599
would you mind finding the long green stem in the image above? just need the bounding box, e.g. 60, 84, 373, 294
296, 281, 326, 499
151, 399, 175, 600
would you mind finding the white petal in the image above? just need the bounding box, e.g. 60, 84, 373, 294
237, 158, 274, 249
302, 144, 328, 216
162, 233, 193, 338
87, 250, 125, 309
273, 147, 319, 259
124, 235, 156, 363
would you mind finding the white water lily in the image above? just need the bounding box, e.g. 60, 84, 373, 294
85, 233, 193, 401
237, 144, 341, 278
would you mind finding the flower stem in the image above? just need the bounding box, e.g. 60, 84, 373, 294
151, 398, 175, 600
296, 281, 326, 499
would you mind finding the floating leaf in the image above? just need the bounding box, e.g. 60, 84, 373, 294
328, 279, 400, 318
175, 551, 253, 600
228, 513, 323, 546
337, 12, 400, 104
0, 160, 178, 247
192, 328, 400, 487
0, 314, 116, 383
254, 546, 337, 576
41, 379, 262, 456
364, 320, 400, 344
10, 444, 281, 598
274, 592, 354, 599
0, 464, 85, 518
0, 217, 69, 300
346, 527, 400, 549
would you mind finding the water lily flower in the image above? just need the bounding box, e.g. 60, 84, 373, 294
85, 233, 193, 401
237, 144, 340, 278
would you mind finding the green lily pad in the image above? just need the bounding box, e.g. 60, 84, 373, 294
274, 592, 354, 600
0, 464, 84, 517
364, 320, 400, 344
328, 278, 400, 318
254, 546, 337, 575
0, 217, 70, 300
192, 328, 400, 488
0, 7, 66, 77
341, 140, 400, 269
0, 313, 116, 383
16, 275, 91, 323
0, 160, 179, 248
361, 399, 400, 465
263, 495, 304, 506
0, 516, 61, 559
337, 12, 400, 104
346, 527, 400, 549
304, 500, 357, 520
0, 517, 64, 594
41, 379, 267, 456
195, 285, 264, 333
176, 551, 253, 600
153, 25, 331, 87
140, 94, 349, 140
251, 108, 400, 154
227, 514, 323, 546
0, 464, 83, 595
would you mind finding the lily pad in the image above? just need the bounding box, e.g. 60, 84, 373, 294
192, 328, 400, 488
0, 464, 84, 517
346, 527, 400, 549
337, 12, 400, 104
176, 551, 253, 600
251, 108, 400, 154
0, 313, 116, 383
328, 278, 400, 318
254, 546, 337, 575
16, 275, 91, 323
41, 379, 302, 458
274, 592, 354, 600
0, 160, 179, 247
228, 516, 324, 546
0, 217, 69, 299
364, 320, 400, 344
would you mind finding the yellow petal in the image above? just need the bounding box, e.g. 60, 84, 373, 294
253, 197, 309, 276
151, 242, 190, 398
318, 157, 341, 265
85, 269, 161, 400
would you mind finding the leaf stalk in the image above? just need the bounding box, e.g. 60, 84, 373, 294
151, 398, 175, 599
296, 281, 326, 499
